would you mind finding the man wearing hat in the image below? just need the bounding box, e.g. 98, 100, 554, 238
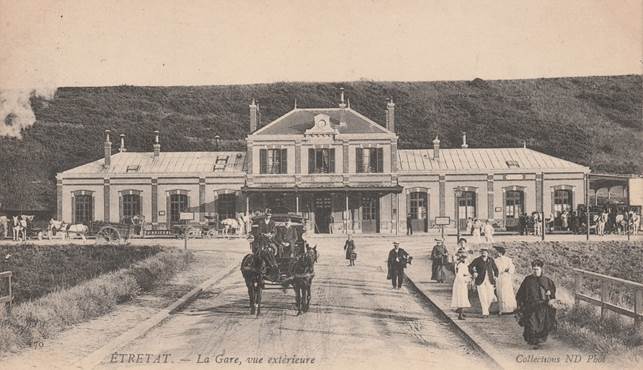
258, 210, 276, 235
387, 241, 412, 289
468, 248, 499, 317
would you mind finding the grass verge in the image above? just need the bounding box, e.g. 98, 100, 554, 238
0, 248, 192, 354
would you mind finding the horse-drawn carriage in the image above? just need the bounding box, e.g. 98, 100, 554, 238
47, 219, 131, 243
241, 213, 318, 316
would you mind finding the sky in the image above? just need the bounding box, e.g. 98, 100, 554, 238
0, 0, 641, 89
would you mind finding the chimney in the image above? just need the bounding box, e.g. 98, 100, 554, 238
386, 98, 395, 132
153, 130, 160, 159
433, 136, 440, 159
119, 133, 127, 152
461, 131, 468, 148
249, 98, 258, 133
339, 88, 347, 126
104, 130, 112, 168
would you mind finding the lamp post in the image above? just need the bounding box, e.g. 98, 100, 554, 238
214, 135, 220, 151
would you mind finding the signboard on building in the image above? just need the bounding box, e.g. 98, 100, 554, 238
434, 216, 450, 225
180, 212, 194, 221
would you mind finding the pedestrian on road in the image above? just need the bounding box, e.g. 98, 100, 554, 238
516, 259, 558, 349
451, 254, 471, 320
344, 234, 356, 266
483, 221, 495, 243
431, 239, 449, 283
494, 246, 517, 314
468, 248, 498, 317
406, 214, 413, 235
387, 241, 412, 289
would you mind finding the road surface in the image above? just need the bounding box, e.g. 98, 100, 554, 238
96, 242, 491, 370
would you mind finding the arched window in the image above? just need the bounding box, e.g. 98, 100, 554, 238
409, 191, 428, 232
120, 190, 142, 223
169, 193, 189, 224
72, 191, 94, 225
505, 190, 524, 230
554, 189, 573, 215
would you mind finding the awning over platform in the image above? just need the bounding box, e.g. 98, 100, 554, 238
241, 185, 403, 193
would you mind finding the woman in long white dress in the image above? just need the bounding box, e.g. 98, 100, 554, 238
494, 246, 517, 314
472, 218, 482, 244
451, 254, 471, 320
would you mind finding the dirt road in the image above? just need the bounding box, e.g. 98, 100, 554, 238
95, 241, 491, 370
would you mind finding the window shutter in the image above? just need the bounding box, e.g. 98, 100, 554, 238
308, 148, 315, 173
91, 195, 95, 223
71, 195, 76, 224
260, 149, 267, 174
138, 194, 143, 217
166, 194, 171, 226
330, 149, 335, 173
356, 148, 363, 173
119, 194, 124, 223
377, 148, 384, 172
281, 148, 288, 174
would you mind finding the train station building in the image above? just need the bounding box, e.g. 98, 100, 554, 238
57, 94, 590, 234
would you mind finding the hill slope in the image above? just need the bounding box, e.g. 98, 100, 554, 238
0, 75, 641, 211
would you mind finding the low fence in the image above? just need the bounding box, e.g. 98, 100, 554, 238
0, 271, 12, 315
573, 268, 643, 329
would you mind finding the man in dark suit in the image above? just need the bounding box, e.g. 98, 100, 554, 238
468, 248, 499, 317
258, 212, 276, 235
387, 241, 412, 289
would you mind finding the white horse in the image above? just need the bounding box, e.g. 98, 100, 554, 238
47, 218, 88, 241
12, 216, 27, 241
221, 218, 239, 237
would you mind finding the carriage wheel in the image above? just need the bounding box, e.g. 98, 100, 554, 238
206, 229, 217, 239
186, 227, 200, 239
97, 226, 121, 244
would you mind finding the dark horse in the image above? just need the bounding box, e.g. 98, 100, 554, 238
290, 245, 318, 315
241, 234, 279, 316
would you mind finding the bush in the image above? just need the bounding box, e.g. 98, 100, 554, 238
0, 249, 191, 354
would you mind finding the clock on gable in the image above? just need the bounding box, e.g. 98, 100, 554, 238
305, 113, 338, 138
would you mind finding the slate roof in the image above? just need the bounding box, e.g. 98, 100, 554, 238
253, 108, 392, 135
398, 148, 589, 173
61, 151, 246, 175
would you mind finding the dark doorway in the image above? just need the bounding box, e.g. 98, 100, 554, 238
505, 190, 524, 230
314, 194, 332, 233
457, 191, 476, 231
361, 194, 380, 233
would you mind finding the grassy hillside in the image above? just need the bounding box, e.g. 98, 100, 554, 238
0, 75, 640, 212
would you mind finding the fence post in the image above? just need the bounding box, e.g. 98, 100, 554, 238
7, 273, 11, 316
635, 288, 642, 331
600, 280, 608, 320
574, 271, 581, 306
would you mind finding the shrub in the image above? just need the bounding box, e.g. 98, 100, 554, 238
0, 249, 191, 354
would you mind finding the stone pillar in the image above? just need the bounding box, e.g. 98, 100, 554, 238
439, 175, 446, 216
56, 179, 63, 221
103, 178, 110, 222
295, 139, 302, 174
151, 178, 158, 226
487, 174, 494, 221
199, 178, 206, 223
342, 140, 349, 173
390, 138, 398, 172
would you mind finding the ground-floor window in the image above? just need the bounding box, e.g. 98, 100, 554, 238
456, 191, 476, 231
505, 190, 524, 229
554, 189, 573, 215
409, 192, 428, 232
169, 194, 188, 224
74, 194, 93, 225
122, 193, 141, 221
217, 194, 236, 220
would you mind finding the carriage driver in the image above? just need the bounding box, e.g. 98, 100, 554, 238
277, 219, 299, 258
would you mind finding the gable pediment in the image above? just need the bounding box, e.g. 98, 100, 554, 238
304, 114, 338, 138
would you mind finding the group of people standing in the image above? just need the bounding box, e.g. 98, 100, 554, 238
432, 238, 558, 348
464, 218, 495, 244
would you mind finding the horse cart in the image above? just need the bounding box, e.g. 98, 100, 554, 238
90, 221, 131, 243
241, 213, 318, 316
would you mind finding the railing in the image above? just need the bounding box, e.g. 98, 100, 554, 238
573, 268, 643, 329
0, 271, 12, 315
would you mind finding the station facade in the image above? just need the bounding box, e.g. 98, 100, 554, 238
57, 95, 590, 234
